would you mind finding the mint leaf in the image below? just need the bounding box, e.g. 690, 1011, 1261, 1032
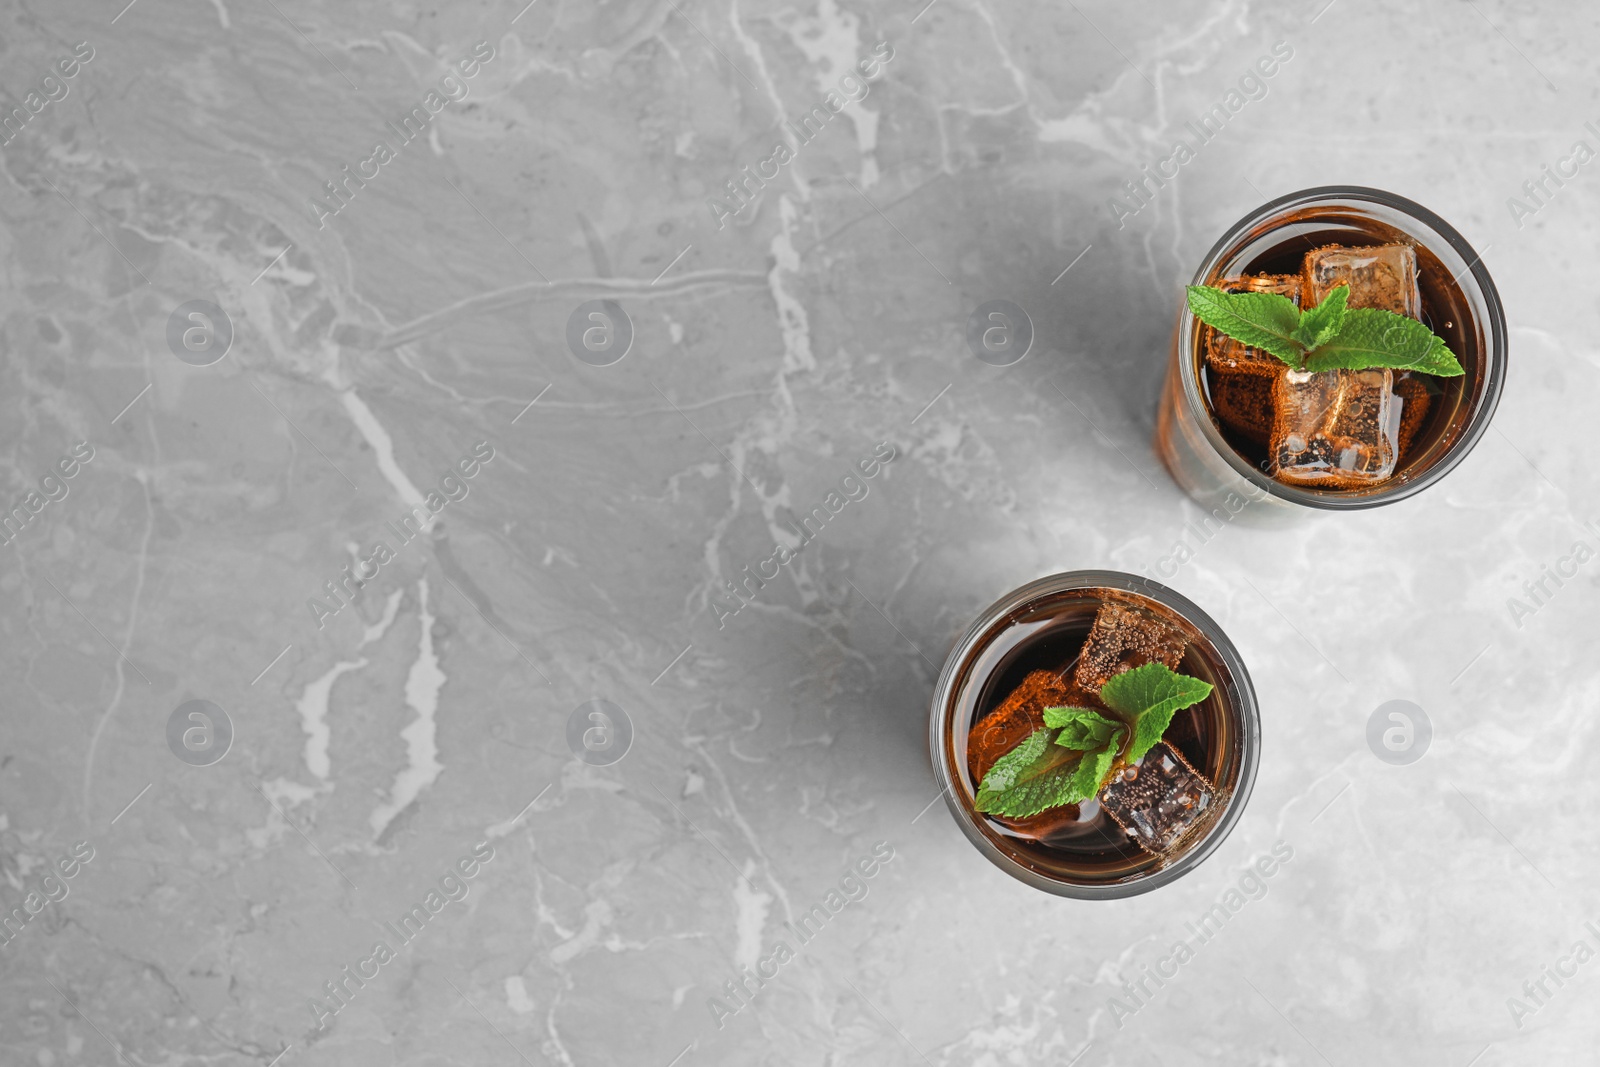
1069, 732, 1123, 800
1185, 286, 1304, 366
1292, 284, 1349, 350
973, 728, 1082, 818
1098, 662, 1215, 764
1043, 706, 1122, 750
1413, 334, 1466, 377
974, 723, 1125, 818
1302, 308, 1465, 376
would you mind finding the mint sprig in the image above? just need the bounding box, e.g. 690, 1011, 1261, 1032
1291, 283, 1348, 351
1184, 286, 1302, 364
973, 664, 1213, 819
1047, 706, 1126, 810
1186, 282, 1464, 376
973, 727, 1091, 819
1097, 663, 1214, 764
1043, 705, 1122, 750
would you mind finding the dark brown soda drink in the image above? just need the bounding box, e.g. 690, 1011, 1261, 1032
1156, 187, 1507, 512
929, 572, 1259, 898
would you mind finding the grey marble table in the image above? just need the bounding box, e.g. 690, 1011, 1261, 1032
0, 1, 1595, 1064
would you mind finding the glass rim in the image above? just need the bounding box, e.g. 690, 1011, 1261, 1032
1176, 184, 1509, 511
927, 570, 1261, 899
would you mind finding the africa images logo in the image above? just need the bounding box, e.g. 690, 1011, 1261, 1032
706, 41, 895, 232
307, 41, 496, 229
0, 41, 95, 148
710, 442, 896, 629
307, 842, 496, 1033
1104, 41, 1293, 230
0, 441, 94, 546
0, 841, 96, 952
706, 842, 895, 1030
307, 440, 496, 629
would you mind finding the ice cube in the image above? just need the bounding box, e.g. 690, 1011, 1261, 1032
967, 669, 1099, 782
1073, 596, 1190, 694
1098, 741, 1215, 854
1203, 274, 1300, 379
1209, 372, 1274, 447
1393, 373, 1433, 460
1302, 244, 1420, 317
1271, 367, 1398, 487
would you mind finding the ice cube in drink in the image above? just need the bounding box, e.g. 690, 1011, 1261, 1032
1098, 740, 1216, 854
1394, 373, 1433, 458
1074, 595, 1190, 693
967, 669, 1097, 781
1302, 243, 1420, 316
1271, 243, 1420, 485
1271, 367, 1398, 487
1209, 372, 1274, 447
1203, 274, 1300, 379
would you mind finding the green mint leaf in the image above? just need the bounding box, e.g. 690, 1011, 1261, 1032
974, 726, 1055, 796
1044, 708, 1126, 798
1302, 308, 1465, 376
1098, 662, 1215, 764
974, 724, 1127, 818
973, 727, 1082, 818
1414, 334, 1466, 376
1185, 285, 1305, 366
1070, 730, 1124, 800
1292, 284, 1349, 350
1042, 706, 1122, 750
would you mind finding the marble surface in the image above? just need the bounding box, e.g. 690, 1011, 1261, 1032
1, 0, 1596, 1064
